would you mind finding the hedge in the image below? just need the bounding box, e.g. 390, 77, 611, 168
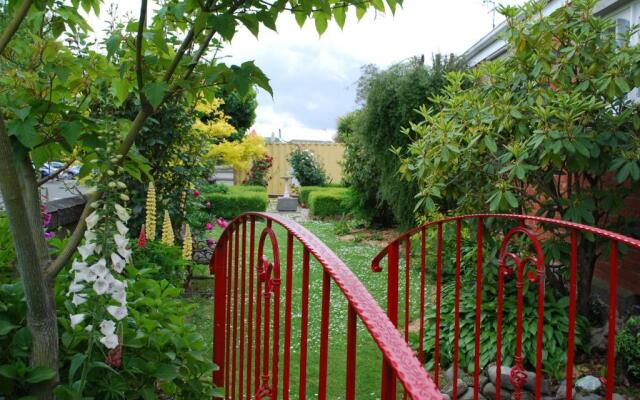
308, 188, 351, 218
299, 185, 344, 206
202, 185, 268, 219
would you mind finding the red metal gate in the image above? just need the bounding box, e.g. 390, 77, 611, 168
209, 212, 440, 399
370, 214, 640, 400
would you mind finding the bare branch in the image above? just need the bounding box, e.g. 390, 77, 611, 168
37, 158, 75, 186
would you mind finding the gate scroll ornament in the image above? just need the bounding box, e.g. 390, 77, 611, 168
254, 225, 281, 400
496, 225, 546, 400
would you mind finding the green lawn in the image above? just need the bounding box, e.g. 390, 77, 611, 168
189, 219, 425, 399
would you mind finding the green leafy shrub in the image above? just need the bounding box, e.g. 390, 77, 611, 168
55, 265, 218, 399
201, 185, 268, 219
422, 265, 589, 379
201, 183, 229, 195
288, 148, 327, 186
617, 316, 640, 383
300, 186, 325, 206
0, 283, 56, 397
0, 214, 16, 280
309, 188, 351, 218
132, 241, 187, 287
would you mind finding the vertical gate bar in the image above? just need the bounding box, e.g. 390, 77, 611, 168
246, 217, 255, 398
299, 248, 311, 400
496, 252, 505, 400
453, 220, 462, 400
606, 240, 619, 400
404, 238, 411, 342
381, 241, 399, 400
473, 218, 484, 400
346, 304, 357, 400
254, 258, 263, 396
565, 229, 578, 400
261, 265, 271, 397
213, 232, 227, 387
231, 226, 240, 399
403, 239, 410, 400
239, 219, 247, 400
434, 222, 443, 388
318, 269, 332, 400
283, 233, 294, 400
272, 268, 281, 400
535, 254, 546, 399
515, 256, 525, 400
225, 228, 233, 395
419, 227, 427, 365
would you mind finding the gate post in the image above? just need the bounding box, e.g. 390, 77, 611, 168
381, 241, 399, 400
212, 232, 228, 388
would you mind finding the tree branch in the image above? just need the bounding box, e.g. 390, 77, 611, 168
37, 158, 75, 186
136, 0, 148, 101
0, 0, 33, 55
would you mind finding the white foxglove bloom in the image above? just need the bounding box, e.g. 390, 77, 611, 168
100, 333, 119, 349
89, 258, 108, 278
93, 277, 109, 295
114, 204, 130, 222
85, 325, 93, 332
117, 247, 132, 263
111, 288, 126, 304
99, 320, 116, 336
85, 211, 100, 229
77, 242, 96, 261
116, 220, 129, 236
113, 234, 128, 249
68, 282, 84, 294
72, 294, 87, 306
111, 252, 126, 273
84, 230, 96, 243
70, 313, 85, 328
107, 305, 128, 320
71, 260, 88, 272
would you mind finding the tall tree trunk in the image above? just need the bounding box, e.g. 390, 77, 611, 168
577, 238, 598, 317
0, 113, 58, 399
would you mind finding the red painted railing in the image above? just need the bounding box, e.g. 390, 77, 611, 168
370, 214, 640, 400
209, 212, 441, 399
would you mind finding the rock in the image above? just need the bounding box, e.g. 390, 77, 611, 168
459, 388, 486, 400
439, 393, 451, 400
575, 375, 603, 393
479, 375, 489, 389
445, 366, 470, 383
443, 379, 468, 398
612, 394, 625, 400
487, 365, 515, 391
192, 247, 213, 264
482, 382, 512, 400
556, 380, 576, 399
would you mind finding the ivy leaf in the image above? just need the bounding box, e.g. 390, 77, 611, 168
314, 13, 328, 35
12, 105, 31, 121
26, 366, 56, 383
294, 11, 307, 27
7, 116, 40, 148
356, 5, 367, 20
59, 121, 82, 146
111, 78, 131, 105
143, 82, 168, 109
238, 15, 259, 37
333, 6, 346, 29
208, 14, 237, 41
153, 363, 177, 381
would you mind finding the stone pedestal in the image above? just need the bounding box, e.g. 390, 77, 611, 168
277, 197, 298, 211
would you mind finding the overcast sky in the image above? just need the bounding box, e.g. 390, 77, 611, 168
222, 0, 528, 141
92, 1, 525, 141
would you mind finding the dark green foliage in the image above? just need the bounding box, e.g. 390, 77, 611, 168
617, 316, 640, 383
55, 265, 218, 399
0, 214, 16, 280
341, 55, 466, 228
200, 185, 268, 220
0, 283, 55, 397
218, 88, 258, 141
299, 186, 326, 206
289, 148, 328, 186
243, 154, 272, 187
309, 188, 351, 218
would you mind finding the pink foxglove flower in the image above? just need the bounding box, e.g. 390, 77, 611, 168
217, 218, 228, 228
193, 190, 200, 197
205, 223, 213, 230
206, 239, 214, 248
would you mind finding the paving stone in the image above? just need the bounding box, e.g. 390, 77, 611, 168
575, 376, 603, 393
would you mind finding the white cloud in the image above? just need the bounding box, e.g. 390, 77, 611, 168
253, 105, 337, 142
